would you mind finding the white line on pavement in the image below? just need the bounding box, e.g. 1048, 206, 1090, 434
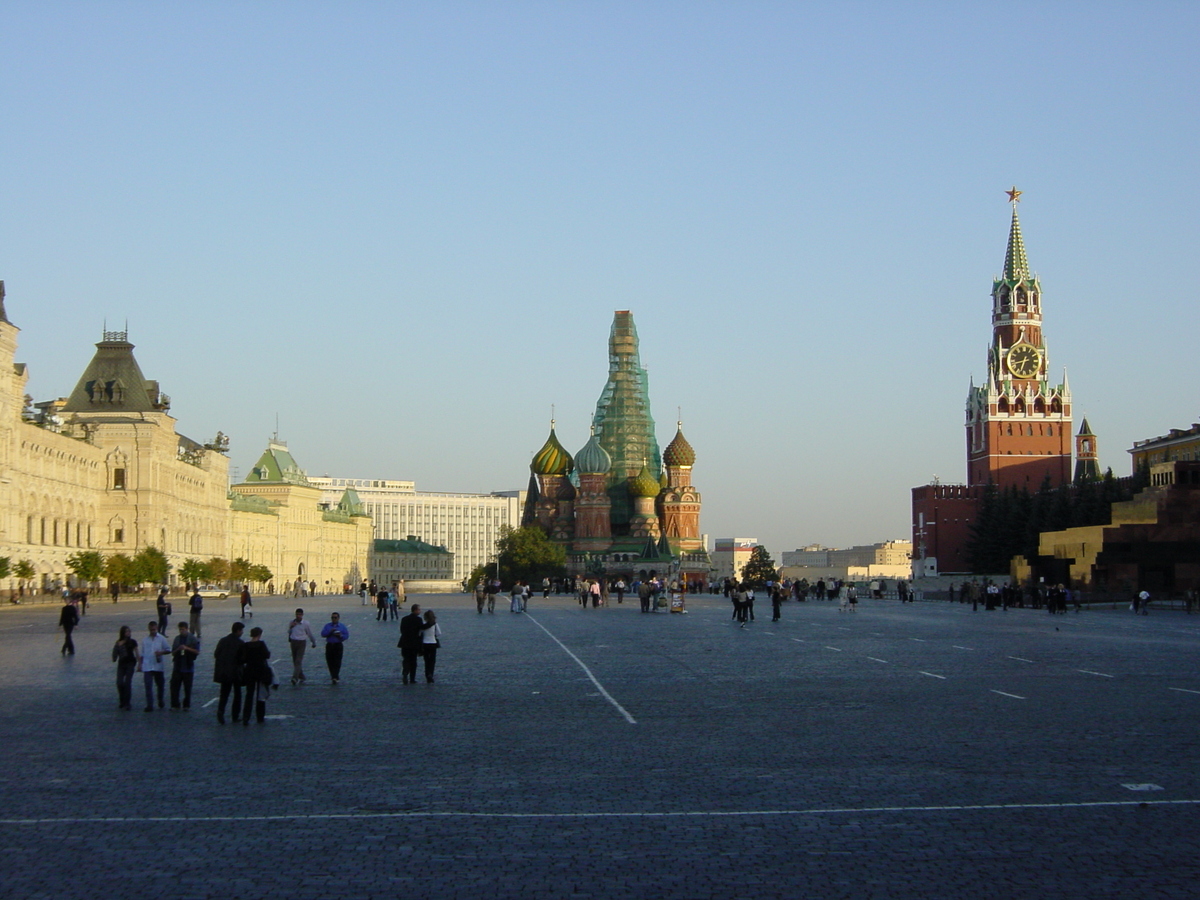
951, 646, 974, 651
203, 698, 218, 708
866, 657, 888, 663
919, 671, 945, 679
824, 646, 842, 652
791, 639, 806, 643
909, 638, 926, 642
524, 613, 636, 725
7, 798, 1198, 825
1007, 656, 1034, 663
1078, 670, 1114, 678
991, 690, 1026, 700
1169, 687, 1200, 695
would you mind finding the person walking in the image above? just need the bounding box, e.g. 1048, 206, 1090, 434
589, 579, 602, 609
58, 598, 80, 656
169, 622, 200, 710
287, 608, 317, 685
239, 626, 273, 725
398, 603, 427, 685
486, 579, 499, 613
376, 587, 390, 622
111, 625, 139, 710
421, 610, 442, 683
212, 622, 246, 724
475, 580, 487, 614
155, 587, 171, 633
510, 582, 524, 613
139, 621, 171, 711
614, 578, 626, 604
239, 584, 253, 618
321, 612, 349, 684
187, 586, 204, 638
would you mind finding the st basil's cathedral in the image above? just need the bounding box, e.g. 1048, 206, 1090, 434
522, 311, 709, 584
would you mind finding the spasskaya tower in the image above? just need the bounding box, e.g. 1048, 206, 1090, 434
965, 189, 1072, 488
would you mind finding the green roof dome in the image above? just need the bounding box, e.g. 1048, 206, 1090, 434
630, 460, 662, 498
663, 424, 696, 467
575, 429, 612, 475
531, 425, 574, 476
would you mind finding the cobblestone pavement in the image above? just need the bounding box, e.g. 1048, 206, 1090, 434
2, 592, 1199, 899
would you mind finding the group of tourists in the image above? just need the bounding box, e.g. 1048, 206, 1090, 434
68, 593, 446, 723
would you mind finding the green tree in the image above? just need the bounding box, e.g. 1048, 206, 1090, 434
14, 558, 36, 596
229, 557, 253, 585
66, 550, 105, 590
132, 546, 170, 587
204, 557, 230, 585
103, 553, 136, 590
178, 558, 206, 589
740, 545, 777, 588
466, 563, 491, 590
494, 525, 566, 586
0, 556, 10, 581
248, 564, 273, 585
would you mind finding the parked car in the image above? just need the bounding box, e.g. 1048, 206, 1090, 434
195, 585, 229, 600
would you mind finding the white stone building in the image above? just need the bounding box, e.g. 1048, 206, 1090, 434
310, 477, 524, 584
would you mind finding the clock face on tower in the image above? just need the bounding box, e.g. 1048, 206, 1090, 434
1006, 342, 1041, 379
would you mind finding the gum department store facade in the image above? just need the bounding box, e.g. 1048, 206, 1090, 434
0, 282, 375, 595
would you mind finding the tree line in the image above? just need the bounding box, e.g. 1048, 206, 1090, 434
0, 548, 273, 595
965, 467, 1149, 575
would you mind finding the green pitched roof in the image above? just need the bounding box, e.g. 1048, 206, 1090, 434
337, 487, 368, 517
1002, 207, 1030, 283
243, 441, 311, 485
62, 333, 165, 413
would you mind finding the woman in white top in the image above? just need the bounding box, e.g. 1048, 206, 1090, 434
421, 610, 442, 683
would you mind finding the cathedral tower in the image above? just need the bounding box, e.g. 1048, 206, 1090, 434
592, 311, 661, 534
965, 190, 1072, 489
660, 422, 702, 551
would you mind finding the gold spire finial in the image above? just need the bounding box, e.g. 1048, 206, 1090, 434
1006, 186, 1022, 204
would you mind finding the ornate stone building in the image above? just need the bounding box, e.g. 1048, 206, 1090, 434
522, 311, 708, 584
0, 282, 371, 595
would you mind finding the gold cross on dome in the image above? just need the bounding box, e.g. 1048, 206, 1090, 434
1006, 186, 1022, 203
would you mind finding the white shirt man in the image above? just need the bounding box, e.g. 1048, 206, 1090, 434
139, 621, 172, 711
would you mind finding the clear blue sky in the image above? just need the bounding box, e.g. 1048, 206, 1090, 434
2, 2, 1196, 558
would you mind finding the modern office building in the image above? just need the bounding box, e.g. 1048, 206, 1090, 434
310, 477, 524, 585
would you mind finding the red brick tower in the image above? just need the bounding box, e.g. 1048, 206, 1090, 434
965, 189, 1073, 489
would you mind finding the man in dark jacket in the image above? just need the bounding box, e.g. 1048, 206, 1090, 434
212, 622, 245, 724
398, 604, 427, 685
58, 599, 80, 655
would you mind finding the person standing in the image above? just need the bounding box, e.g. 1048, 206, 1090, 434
398, 603, 427, 685
58, 598, 80, 656
1138, 589, 1151, 616
239, 626, 273, 725
188, 586, 204, 637
321, 612, 349, 684
212, 622, 246, 724
614, 578, 626, 604
287, 609, 316, 685
155, 588, 171, 633
169, 622, 200, 710
542, 577, 551, 598
421, 610, 442, 683
510, 582, 524, 613
376, 587, 390, 621
486, 579, 499, 613
239, 584, 253, 618
139, 621, 171, 711
589, 579, 601, 609
771, 586, 782, 622
395, 578, 406, 613
111, 625, 139, 710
